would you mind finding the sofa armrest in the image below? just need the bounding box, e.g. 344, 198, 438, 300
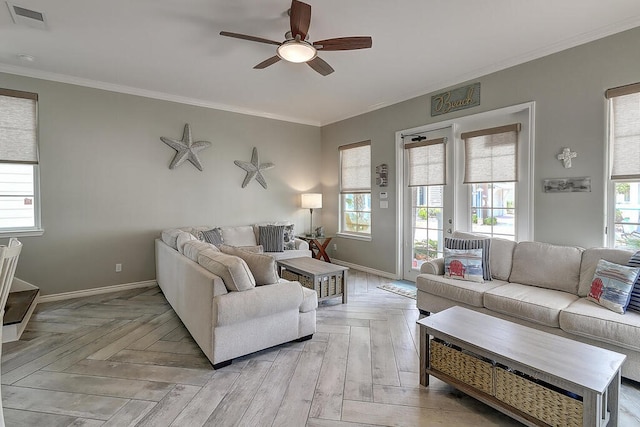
420, 258, 444, 275
294, 238, 309, 251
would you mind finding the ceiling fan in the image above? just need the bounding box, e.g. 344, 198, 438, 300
220, 0, 372, 76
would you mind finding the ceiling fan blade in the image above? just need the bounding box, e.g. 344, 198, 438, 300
290, 0, 311, 39
254, 56, 281, 69
219, 31, 281, 46
314, 36, 372, 51
307, 56, 334, 76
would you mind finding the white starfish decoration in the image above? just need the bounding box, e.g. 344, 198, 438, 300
234, 147, 275, 189
161, 124, 212, 171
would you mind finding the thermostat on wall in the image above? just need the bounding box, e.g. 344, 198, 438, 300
380, 192, 388, 199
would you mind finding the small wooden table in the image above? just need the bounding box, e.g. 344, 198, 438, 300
297, 235, 333, 262
418, 307, 626, 427
277, 257, 348, 303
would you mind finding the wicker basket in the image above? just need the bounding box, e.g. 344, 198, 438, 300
494, 367, 583, 427
430, 340, 494, 395
281, 270, 299, 282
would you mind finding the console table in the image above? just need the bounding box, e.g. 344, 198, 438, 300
418, 307, 626, 427
297, 235, 333, 262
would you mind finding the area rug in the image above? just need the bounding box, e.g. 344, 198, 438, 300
378, 280, 417, 300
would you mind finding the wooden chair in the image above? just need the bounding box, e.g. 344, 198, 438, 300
0, 238, 23, 425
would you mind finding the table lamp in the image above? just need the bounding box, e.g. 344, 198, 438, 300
301, 193, 322, 236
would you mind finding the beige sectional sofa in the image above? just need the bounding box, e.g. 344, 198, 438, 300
417, 231, 640, 382
156, 225, 316, 368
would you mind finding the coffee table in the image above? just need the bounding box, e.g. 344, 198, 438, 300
418, 306, 626, 427
277, 257, 348, 303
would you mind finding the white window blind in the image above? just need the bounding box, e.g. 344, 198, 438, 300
340, 141, 370, 193
606, 83, 640, 180
404, 137, 446, 186
461, 123, 520, 184
0, 89, 38, 164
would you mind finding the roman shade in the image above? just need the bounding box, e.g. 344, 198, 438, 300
0, 89, 38, 164
606, 82, 640, 180
340, 141, 370, 193
405, 137, 446, 186
462, 123, 520, 184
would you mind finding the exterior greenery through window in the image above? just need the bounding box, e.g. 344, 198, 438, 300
339, 141, 371, 235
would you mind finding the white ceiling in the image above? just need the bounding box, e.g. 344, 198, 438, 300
2, 0, 640, 126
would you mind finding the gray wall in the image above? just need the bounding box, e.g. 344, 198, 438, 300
321, 26, 640, 276
0, 73, 321, 295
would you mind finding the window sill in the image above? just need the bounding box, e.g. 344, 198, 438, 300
0, 228, 44, 238
336, 232, 372, 242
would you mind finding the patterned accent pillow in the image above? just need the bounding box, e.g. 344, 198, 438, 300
283, 224, 296, 250
587, 259, 639, 314
259, 225, 285, 252
445, 237, 491, 280
444, 247, 484, 283
201, 228, 224, 246
626, 251, 640, 313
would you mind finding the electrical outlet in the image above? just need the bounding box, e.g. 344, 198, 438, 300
115, 263, 122, 272
333, 243, 337, 251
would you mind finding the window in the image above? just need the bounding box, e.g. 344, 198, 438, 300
339, 141, 371, 236
606, 82, 640, 249
0, 88, 41, 235
462, 123, 520, 240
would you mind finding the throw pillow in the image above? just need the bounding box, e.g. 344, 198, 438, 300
626, 251, 640, 313
197, 249, 256, 292
587, 259, 639, 314
283, 224, 296, 250
219, 245, 279, 285
183, 240, 219, 263
201, 227, 224, 246
444, 247, 485, 283
445, 237, 491, 280
235, 245, 264, 253
259, 225, 285, 252
176, 231, 197, 254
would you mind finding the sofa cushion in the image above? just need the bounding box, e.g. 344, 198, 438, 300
219, 245, 279, 286
201, 227, 224, 245
484, 283, 579, 328
416, 275, 507, 308
283, 224, 296, 250
586, 259, 638, 314
221, 226, 257, 247
509, 241, 583, 294
176, 231, 198, 254
300, 286, 318, 313
182, 240, 219, 263
259, 225, 285, 252
444, 247, 485, 283
560, 298, 640, 352
578, 247, 632, 297
452, 231, 516, 281
445, 237, 491, 280
627, 251, 640, 313
198, 249, 256, 292
161, 229, 183, 250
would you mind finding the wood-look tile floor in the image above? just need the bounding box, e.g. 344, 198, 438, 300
2, 271, 640, 426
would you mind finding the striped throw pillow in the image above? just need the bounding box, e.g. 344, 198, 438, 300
626, 251, 640, 312
201, 228, 224, 246
445, 237, 491, 280
259, 225, 285, 252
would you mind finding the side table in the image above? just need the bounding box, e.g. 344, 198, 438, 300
297, 235, 333, 262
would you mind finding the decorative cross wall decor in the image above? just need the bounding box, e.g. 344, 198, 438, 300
160, 124, 212, 171
234, 147, 275, 189
557, 147, 577, 168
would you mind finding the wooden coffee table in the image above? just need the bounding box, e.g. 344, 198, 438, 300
277, 257, 348, 303
418, 306, 626, 427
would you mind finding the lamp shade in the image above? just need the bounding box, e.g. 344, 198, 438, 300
301, 193, 322, 209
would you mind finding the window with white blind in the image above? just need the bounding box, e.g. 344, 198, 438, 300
339, 141, 371, 236
461, 123, 520, 239
0, 88, 42, 235
606, 82, 640, 249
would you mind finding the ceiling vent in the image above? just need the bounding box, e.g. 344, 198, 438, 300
6, 2, 47, 29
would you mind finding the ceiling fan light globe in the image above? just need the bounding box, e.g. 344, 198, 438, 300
277, 40, 316, 63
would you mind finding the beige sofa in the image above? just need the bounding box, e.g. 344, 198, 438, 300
156, 225, 316, 368
417, 231, 640, 382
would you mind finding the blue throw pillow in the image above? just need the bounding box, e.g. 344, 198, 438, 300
587, 259, 638, 314
626, 251, 640, 313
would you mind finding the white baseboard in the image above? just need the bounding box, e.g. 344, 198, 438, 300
38, 280, 158, 303
330, 259, 399, 280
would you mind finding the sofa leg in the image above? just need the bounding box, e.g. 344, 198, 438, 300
212, 360, 232, 370
296, 334, 313, 342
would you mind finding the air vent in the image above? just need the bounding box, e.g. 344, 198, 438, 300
6, 2, 47, 29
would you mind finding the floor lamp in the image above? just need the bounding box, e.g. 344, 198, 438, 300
301, 193, 322, 236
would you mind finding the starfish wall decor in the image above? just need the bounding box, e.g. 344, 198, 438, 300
234, 147, 275, 189
160, 124, 212, 171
